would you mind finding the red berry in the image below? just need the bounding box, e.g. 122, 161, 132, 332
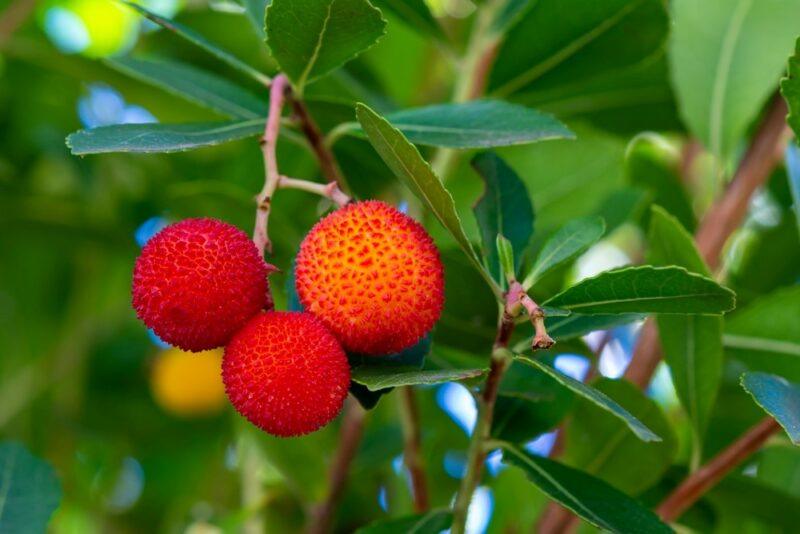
132, 218, 272, 351
222, 311, 350, 437
295, 200, 444, 355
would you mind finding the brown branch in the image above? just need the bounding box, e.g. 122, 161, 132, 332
307, 398, 366, 534
398, 386, 430, 513
657, 417, 781, 522
290, 97, 348, 191
0, 0, 36, 47
624, 94, 791, 388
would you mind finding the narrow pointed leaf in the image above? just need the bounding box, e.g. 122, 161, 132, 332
649, 206, 722, 443
372, 0, 447, 42
356, 103, 500, 296
355, 509, 452, 533
523, 216, 605, 289
500, 442, 673, 534
514, 355, 661, 442
67, 120, 264, 154
545, 265, 736, 315
123, 2, 270, 85
471, 152, 534, 280
741, 372, 800, 444
266, 0, 386, 90
0, 442, 61, 533
107, 57, 267, 119
545, 313, 645, 341
350, 366, 485, 391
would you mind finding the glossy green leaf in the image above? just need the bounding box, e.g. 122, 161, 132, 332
107, 57, 267, 119
356, 103, 501, 296
500, 442, 673, 533
784, 144, 800, 237
123, 2, 271, 85
380, 100, 572, 148
741, 372, 800, 444
725, 287, 800, 382
372, 0, 446, 42
240, 0, 270, 38
0, 442, 61, 533
522, 216, 605, 289
355, 509, 452, 533
670, 0, 800, 160
564, 378, 677, 494
67, 120, 264, 155
489, 0, 668, 99
782, 38, 800, 139
471, 152, 534, 280
514, 355, 661, 442
649, 206, 722, 442
266, 0, 386, 90
545, 265, 736, 315
350, 366, 485, 391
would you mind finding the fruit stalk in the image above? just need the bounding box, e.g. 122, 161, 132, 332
254, 73, 290, 257
289, 96, 348, 190
278, 175, 350, 207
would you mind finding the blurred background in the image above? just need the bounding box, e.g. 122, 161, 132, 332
2, 0, 800, 532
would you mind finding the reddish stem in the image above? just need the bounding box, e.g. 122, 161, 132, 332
399, 386, 430, 512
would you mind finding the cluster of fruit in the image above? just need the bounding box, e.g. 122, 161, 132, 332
132, 201, 445, 437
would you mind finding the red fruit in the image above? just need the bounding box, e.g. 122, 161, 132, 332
295, 200, 444, 355
132, 218, 272, 352
222, 311, 350, 437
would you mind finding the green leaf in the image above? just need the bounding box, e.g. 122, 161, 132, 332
545, 265, 736, 315
627, 135, 696, 232
0, 442, 61, 533
372, 0, 446, 42
471, 152, 534, 280
380, 100, 573, 148
522, 216, 605, 289
648, 206, 722, 442
500, 443, 673, 534
785, 144, 800, 238
350, 366, 485, 391
564, 378, 678, 494
670, 0, 800, 160
123, 2, 271, 85
725, 286, 800, 382
496, 235, 515, 283
514, 355, 661, 442
489, 0, 668, 99
266, 0, 386, 90
355, 509, 452, 533
107, 57, 267, 120
355, 103, 501, 297
782, 38, 800, 139
491, 0, 533, 34
67, 120, 264, 155
240, 0, 270, 38
741, 372, 800, 444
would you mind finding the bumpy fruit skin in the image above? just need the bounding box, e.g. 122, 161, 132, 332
132, 218, 272, 352
151, 348, 227, 417
222, 311, 350, 437
295, 200, 444, 355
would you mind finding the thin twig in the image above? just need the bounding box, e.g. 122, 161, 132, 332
398, 386, 430, 513
289, 97, 348, 191
307, 398, 366, 534
278, 175, 350, 207
657, 417, 781, 522
254, 74, 290, 257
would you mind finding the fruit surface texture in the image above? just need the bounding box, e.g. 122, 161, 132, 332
222, 311, 350, 437
295, 201, 444, 355
132, 218, 272, 352
151, 348, 227, 417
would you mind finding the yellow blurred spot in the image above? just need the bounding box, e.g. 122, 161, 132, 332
151, 348, 227, 418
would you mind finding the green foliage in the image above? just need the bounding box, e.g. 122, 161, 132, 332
545, 265, 736, 315
514, 354, 661, 442
0, 443, 61, 533
782, 37, 800, 139
500, 443, 673, 533
351, 367, 485, 390
741, 373, 800, 444
471, 151, 534, 280
670, 0, 800, 160
266, 0, 386, 91
355, 509, 452, 533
